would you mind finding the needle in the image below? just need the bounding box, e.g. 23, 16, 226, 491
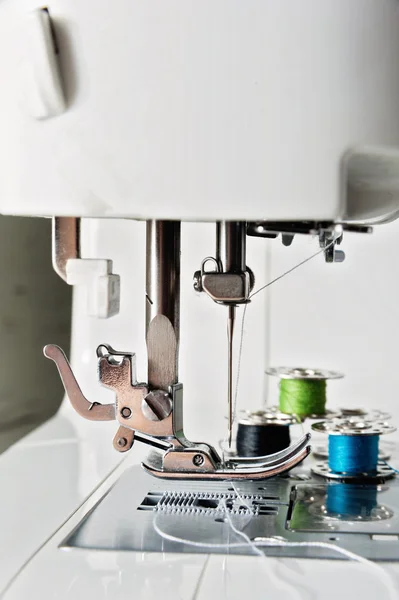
227, 304, 236, 447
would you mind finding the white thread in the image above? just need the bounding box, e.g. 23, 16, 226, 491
153, 514, 398, 600
233, 240, 335, 424
226, 483, 304, 600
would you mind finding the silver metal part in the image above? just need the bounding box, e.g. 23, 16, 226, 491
193, 222, 254, 451
43, 345, 115, 421
143, 434, 311, 480
312, 418, 396, 436
45, 341, 312, 479
193, 221, 252, 305
62, 464, 399, 560
142, 390, 173, 422
266, 366, 343, 380
312, 461, 395, 483
238, 409, 298, 427
319, 226, 345, 263
216, 221, 246, 274
304, 410, 342, 421
146, 221, 180, 388
338, 408, 392, 421
227, 304, 235, 447
146, 220, 180, 338
52, 216, 80, 281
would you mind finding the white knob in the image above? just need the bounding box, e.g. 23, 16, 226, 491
24, 8, 66, 119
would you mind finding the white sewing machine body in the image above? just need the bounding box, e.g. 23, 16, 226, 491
2, 0, 399, 223
2, 1, 399, 598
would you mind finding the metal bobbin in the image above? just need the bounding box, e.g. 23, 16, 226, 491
338, 408, 392, 421
238, 408, 298, 427
311, 418, 396, 483
266, 366, 343, 420
236, 409, 297, 457
267, 367, 343, 381
313, 410, 393, 460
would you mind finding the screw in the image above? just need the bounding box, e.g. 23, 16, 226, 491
142, 390, 172, 421
193, 271, 203, 292
120, 407, 132, 419
192, 454, 204, 467
116, 437, 127, 448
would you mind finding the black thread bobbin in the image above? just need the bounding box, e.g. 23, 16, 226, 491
236, 410, 297, 457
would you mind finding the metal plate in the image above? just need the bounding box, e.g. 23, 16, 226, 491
288, 483, 398, 533
62, 464, 399, 560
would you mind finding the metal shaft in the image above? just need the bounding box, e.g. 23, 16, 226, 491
216, 222, 246, 447
227, 304, 236, 447
216, 221, 246, 273
146, 221, 181, 387
52, 217, 80, 281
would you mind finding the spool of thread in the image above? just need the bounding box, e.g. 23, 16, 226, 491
312, 418, 396, 480
279, 379, 326, 417
328, 434, 379, 474
266, 367, 343, 419
236, 410, 296, 457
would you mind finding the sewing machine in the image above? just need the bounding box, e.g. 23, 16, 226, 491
2, 2, 399, 598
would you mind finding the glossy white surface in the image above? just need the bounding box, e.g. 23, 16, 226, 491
2, 445, 399, 600
2, 1, 399, 220
0, 414, 122, 593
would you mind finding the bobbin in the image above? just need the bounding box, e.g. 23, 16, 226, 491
218, 408, 297, 458
313, 410, 393, 460
311, 419, 396, 483
266, 366, 343, 420
236, 409, 297, 457
338, 408, 392, 421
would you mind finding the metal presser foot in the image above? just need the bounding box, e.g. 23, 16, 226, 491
44, 342, 311, 481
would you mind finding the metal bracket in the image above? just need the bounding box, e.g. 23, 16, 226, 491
51, 217, 120, 317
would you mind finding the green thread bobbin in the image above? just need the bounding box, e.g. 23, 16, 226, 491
279, 378, 326, 417
266, 367, 343, 419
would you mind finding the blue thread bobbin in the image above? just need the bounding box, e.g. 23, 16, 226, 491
311, 418, 396, 483
313, 409, 392, 460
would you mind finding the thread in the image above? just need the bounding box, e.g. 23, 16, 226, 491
236, 423, 291, 457
326, 484, 378, 518
279, 379, 326, 417
152, 513, 398, 600
233, 240, 336, 427
328, 434, 379, 474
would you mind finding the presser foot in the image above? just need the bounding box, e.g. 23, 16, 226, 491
43, 343, 311, 480
142, 434, 311, 480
